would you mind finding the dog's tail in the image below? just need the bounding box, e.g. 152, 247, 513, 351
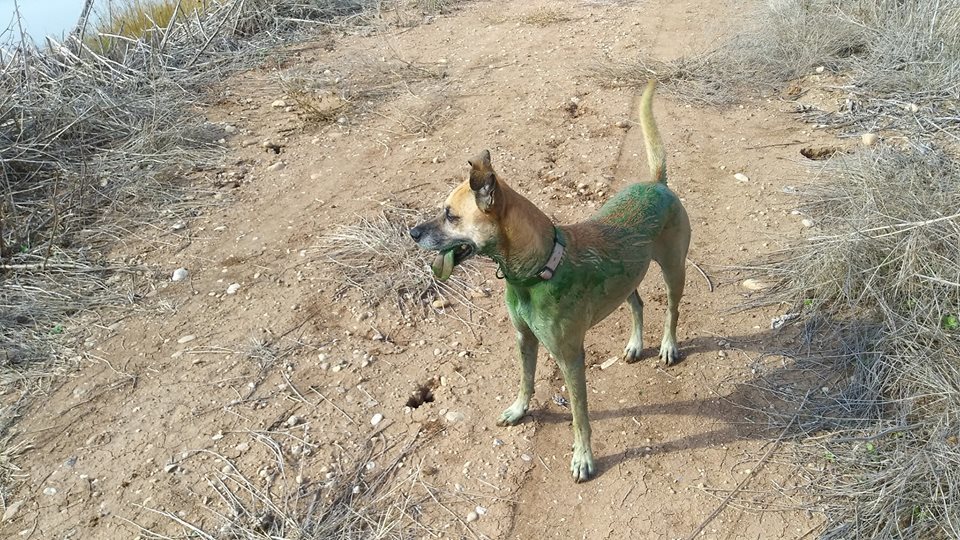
638, 79, 667, 184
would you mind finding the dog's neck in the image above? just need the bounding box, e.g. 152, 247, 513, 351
486, 183, 556, 284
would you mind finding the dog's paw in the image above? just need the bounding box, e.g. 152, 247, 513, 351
570, 447, 596, 483
623, 342, 644, 364
659, 340, 681, 366
496, 401, 528, 426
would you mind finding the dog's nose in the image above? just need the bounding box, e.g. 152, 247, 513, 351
409, 226, 422, 241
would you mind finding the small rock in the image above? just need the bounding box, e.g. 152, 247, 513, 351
331, 364, 343, 373
171, 268, 189, 282
236, 442, 250, 453
801, 218, 815, 228
226, 283, 241, 295
267, 162, 286, 172
371, 413, 384, 426
43, 487, 57, 496
271, 99, 286, 108
223, 125, 237, 134
741, 279, 771, 291
815, 66, 825, 73
177, 334, 196, 344
466, 511, 479, 523
906, 103, 920, 113
445, 411, 465, 423
475, 505, 487, 516
171, 221, 186, 231
717, 350, 727, 358
861, 132, 878, 146
285, 415, 302, 428
431, 298, 451, 309
164, 463, 179, 473
2, 500, 23, 522
520, 454, 532, 462
211, 431, 224, 441
615, 119, 629, 128
600, 357, 617, 370
733, 173, 749, 183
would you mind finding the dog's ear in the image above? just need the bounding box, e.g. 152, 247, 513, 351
468, 150, 497, 211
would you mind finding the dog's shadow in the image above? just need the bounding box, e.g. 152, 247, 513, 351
531, 327, 801, 475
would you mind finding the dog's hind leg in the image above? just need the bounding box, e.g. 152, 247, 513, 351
623, 290, 645, 363
497, 324, 539, 426
657, 251, 687, 365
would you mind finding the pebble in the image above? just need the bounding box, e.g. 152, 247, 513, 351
741, 279, 771, 291
431, 299, 450, 309
371, 413, 384, 426
444, 411, 465, 423
285, 415, 302, 428
717, 350, 727, 358
331, 364, 343, 373
43, 487, 57, 496
171, 268, 189, 282
211, 431, 224, 441
236, 442, 250, 453
600, 357, 618, 370
801, 218, 815, 228
226, 283, 241, 295
2, 500, 23, 522
520, 454, 532, 462
476, 506, 487, 516
271, 99, 286, 108
861, 132, 878, 146
466, 511, 479, 523
177, 334, 196, 344
267, 162, 286, 172
615, 119, 629, 128
815, 66, 825, 73
164, 463, 179, 473
223, 125, 237, 134
171, 221, 186, 231
733, 173, 749, 183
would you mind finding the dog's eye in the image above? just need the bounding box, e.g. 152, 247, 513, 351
444, 207, 459, 223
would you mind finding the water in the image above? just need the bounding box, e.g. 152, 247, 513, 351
0, 0, 108, 42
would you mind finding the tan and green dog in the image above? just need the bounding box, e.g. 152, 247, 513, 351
409, 80, 690, 482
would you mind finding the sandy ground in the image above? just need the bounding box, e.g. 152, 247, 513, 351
2, 1, 838, 538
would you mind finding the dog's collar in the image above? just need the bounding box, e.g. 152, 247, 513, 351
497, 228, 566, 286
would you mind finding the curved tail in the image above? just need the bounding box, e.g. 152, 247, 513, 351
638, 79, 667, 184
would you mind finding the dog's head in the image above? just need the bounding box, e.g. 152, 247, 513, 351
410, 149, 502, 280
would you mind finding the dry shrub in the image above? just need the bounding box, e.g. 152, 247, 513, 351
751, 143, 960, 539
315, 207, 487, 319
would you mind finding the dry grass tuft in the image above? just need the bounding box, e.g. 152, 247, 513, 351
134, 431, 441, 539
315, 207, 488, 320
747, 143, 960, 539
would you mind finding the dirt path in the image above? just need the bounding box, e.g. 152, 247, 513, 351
3, 1, 831, 538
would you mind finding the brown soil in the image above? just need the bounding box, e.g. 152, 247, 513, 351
2, 1, 834, 538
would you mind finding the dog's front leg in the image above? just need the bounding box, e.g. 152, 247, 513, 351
554, 344, 595, 482
497, 325, 538, 426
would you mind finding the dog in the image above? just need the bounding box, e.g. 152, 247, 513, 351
409, 80, 690, 482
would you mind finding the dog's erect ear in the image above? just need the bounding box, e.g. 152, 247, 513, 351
468, 150, 496, 211
467, 149, 492, 170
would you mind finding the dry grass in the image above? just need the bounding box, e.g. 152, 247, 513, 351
96, 0, 211, 41
746, 144, 960, 539
315, 207, 488, 321
132, 430, 444, 539
597, 0, 960, 136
